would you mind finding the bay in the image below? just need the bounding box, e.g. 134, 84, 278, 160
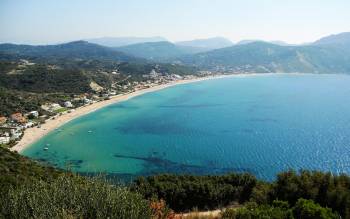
23, 74, 350, 181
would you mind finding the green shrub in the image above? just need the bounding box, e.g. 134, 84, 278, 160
221, 199, 339, 219
132, 173, 257, 212
222, 201, 293, 219
293, 199, 338, 219
1, 175, 151, 219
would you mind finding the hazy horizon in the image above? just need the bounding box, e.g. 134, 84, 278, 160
1, 0, 350, 45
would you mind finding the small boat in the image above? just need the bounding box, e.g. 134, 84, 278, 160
88, 130, 93, 133
43, 147, 49, 151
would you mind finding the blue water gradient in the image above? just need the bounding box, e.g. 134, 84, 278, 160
23, 74, 350, 181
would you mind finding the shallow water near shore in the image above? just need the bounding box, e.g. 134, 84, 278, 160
23, 74, 350, 181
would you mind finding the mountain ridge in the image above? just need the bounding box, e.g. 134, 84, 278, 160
176, 37, 233, 50
114, 41, 206, 60
0, 40, 138, 62
179, 41, 350, 73
86, 36, 167, 47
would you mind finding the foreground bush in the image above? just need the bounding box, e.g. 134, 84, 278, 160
0, 175, 151, 219
222, 199, 339, 219
268, 170, 350, 218
131, 173, 257, 211
132, 171, 350, 218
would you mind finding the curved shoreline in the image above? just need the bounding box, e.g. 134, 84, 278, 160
11, 74, 242, 153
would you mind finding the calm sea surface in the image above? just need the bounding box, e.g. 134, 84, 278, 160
23, 74, 350, 181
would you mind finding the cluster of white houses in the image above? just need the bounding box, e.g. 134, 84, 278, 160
0, 97, 94, 145
0, 111, 39, 144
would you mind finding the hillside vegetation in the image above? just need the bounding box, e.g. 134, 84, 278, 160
0, 147, 151, 218
132, 171, 350, 218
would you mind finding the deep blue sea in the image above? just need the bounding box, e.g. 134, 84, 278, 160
23, 74, 350, 181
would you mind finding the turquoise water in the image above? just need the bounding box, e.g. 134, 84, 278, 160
23, 74, 350, 181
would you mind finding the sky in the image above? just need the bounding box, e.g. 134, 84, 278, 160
0, 0, 349, 45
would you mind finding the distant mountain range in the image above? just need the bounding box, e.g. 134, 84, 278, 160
86, 36, 167, 47
175, 37, 233, 50
113, 41, 210, 60
1, 32, 350, 74
0, 40, 138, 62
179, 39, 350, 73
313, 32, 350, 46
236, 40, 295, 46
113, 37, 234, 60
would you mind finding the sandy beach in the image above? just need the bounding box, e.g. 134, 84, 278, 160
11, 74, 238, 153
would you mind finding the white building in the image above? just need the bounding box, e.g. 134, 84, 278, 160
109, 90, 117, 95
83, 98, 93, 104
64, 101, 74, 108
29, 111, 39, 118
0, 136, 10, 144
50, 103, 62, 111
24, 121, 35, 128
9, 128, 22, 140
172, 74, 183, 80
150, 69, 159, 78
41, 103, 62, 112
